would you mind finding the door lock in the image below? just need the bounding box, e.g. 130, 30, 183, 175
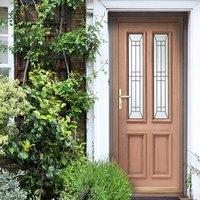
119, 89, 130, 110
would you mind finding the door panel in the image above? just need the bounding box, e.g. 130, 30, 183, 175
112, 18, 184, 195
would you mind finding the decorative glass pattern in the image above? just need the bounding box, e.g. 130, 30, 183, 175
153, 34, 169, 119
128, 34, 144, 119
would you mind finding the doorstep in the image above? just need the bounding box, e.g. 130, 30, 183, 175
133, 198, 189, 200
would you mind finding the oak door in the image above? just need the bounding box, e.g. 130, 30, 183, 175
112, 17, 184, 195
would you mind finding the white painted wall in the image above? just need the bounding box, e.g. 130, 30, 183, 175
86, 0, 200, 198
87, 0, 110, 161
187, 4, 200, 199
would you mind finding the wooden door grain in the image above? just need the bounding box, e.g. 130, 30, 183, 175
112, 17, 184, 196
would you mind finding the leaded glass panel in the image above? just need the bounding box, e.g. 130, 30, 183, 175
128, 34, 144, 119
153, 34, 169, 119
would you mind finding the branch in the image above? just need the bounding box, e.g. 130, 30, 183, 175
87, 60, 108, 78
63, 52, 70, 79
31, 0, 37, 10
59, 5, 65, 33
19, 0, 24, 6
59, 5, 70, 78
23, 58, 29, 86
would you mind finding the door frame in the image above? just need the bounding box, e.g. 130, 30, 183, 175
109, 13, 187, 196
86, 0, 200, 198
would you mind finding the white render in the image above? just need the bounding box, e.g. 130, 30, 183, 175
86, 0, 200, 198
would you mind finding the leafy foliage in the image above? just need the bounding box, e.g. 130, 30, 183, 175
0, 168, 27, 200
4, 70, 94, 199
2, 0, 101, 199
53, 25, 100, 60
187, 151, 200, 200
0, 77, 28, 155
0, 77, 27, 130
188, 151, 200, 176
12, 0, 100, 72
60, 161, 132, 200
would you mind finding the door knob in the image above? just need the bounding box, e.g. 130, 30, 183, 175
119, 89, 130, 110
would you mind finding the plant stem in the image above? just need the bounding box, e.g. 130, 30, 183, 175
63, 52, 70, 79
59, 5, 65, 33
23, 58, 29, 86
59, 5, 70, 78
19, 0, 24, 6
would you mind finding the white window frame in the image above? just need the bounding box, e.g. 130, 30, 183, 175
0, 0, 14, 79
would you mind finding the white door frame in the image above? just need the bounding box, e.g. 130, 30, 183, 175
86, 0, 200, 197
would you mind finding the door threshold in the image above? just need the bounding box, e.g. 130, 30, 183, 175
132, 197, 189, 200
134, 193, 181, 197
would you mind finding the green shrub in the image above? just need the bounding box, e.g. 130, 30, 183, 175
0, 76, 27, 133
0, 76, 28, 155
4, 70, 94, 199
0, 168, 27, 200
60, 161, 132, 200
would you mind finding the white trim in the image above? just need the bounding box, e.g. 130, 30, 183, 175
0, 64, 9, 68
86, 0, 200, 197
86, 11, 95, 161
87, 0, 110, 161
8, 2, 14, 79
0, 0, 11, 7
98, 0, 198, 11
0, 0, 14, 79
187, 5, 200, 198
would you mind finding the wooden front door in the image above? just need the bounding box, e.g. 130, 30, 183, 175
112, 16, 184, 195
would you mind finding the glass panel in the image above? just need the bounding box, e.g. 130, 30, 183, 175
0, 36, 8, 64
128, 34, 144, 119
0, 68, 9, 77
153, 34, 169, 119
0, 7, 8, 34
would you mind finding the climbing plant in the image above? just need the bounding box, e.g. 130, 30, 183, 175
0, 0, 101, 199
11, 0, 100, 83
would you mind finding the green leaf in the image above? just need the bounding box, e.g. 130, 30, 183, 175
18, 152, 29, 160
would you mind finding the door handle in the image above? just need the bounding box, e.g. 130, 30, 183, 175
119, 89, 130, 110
